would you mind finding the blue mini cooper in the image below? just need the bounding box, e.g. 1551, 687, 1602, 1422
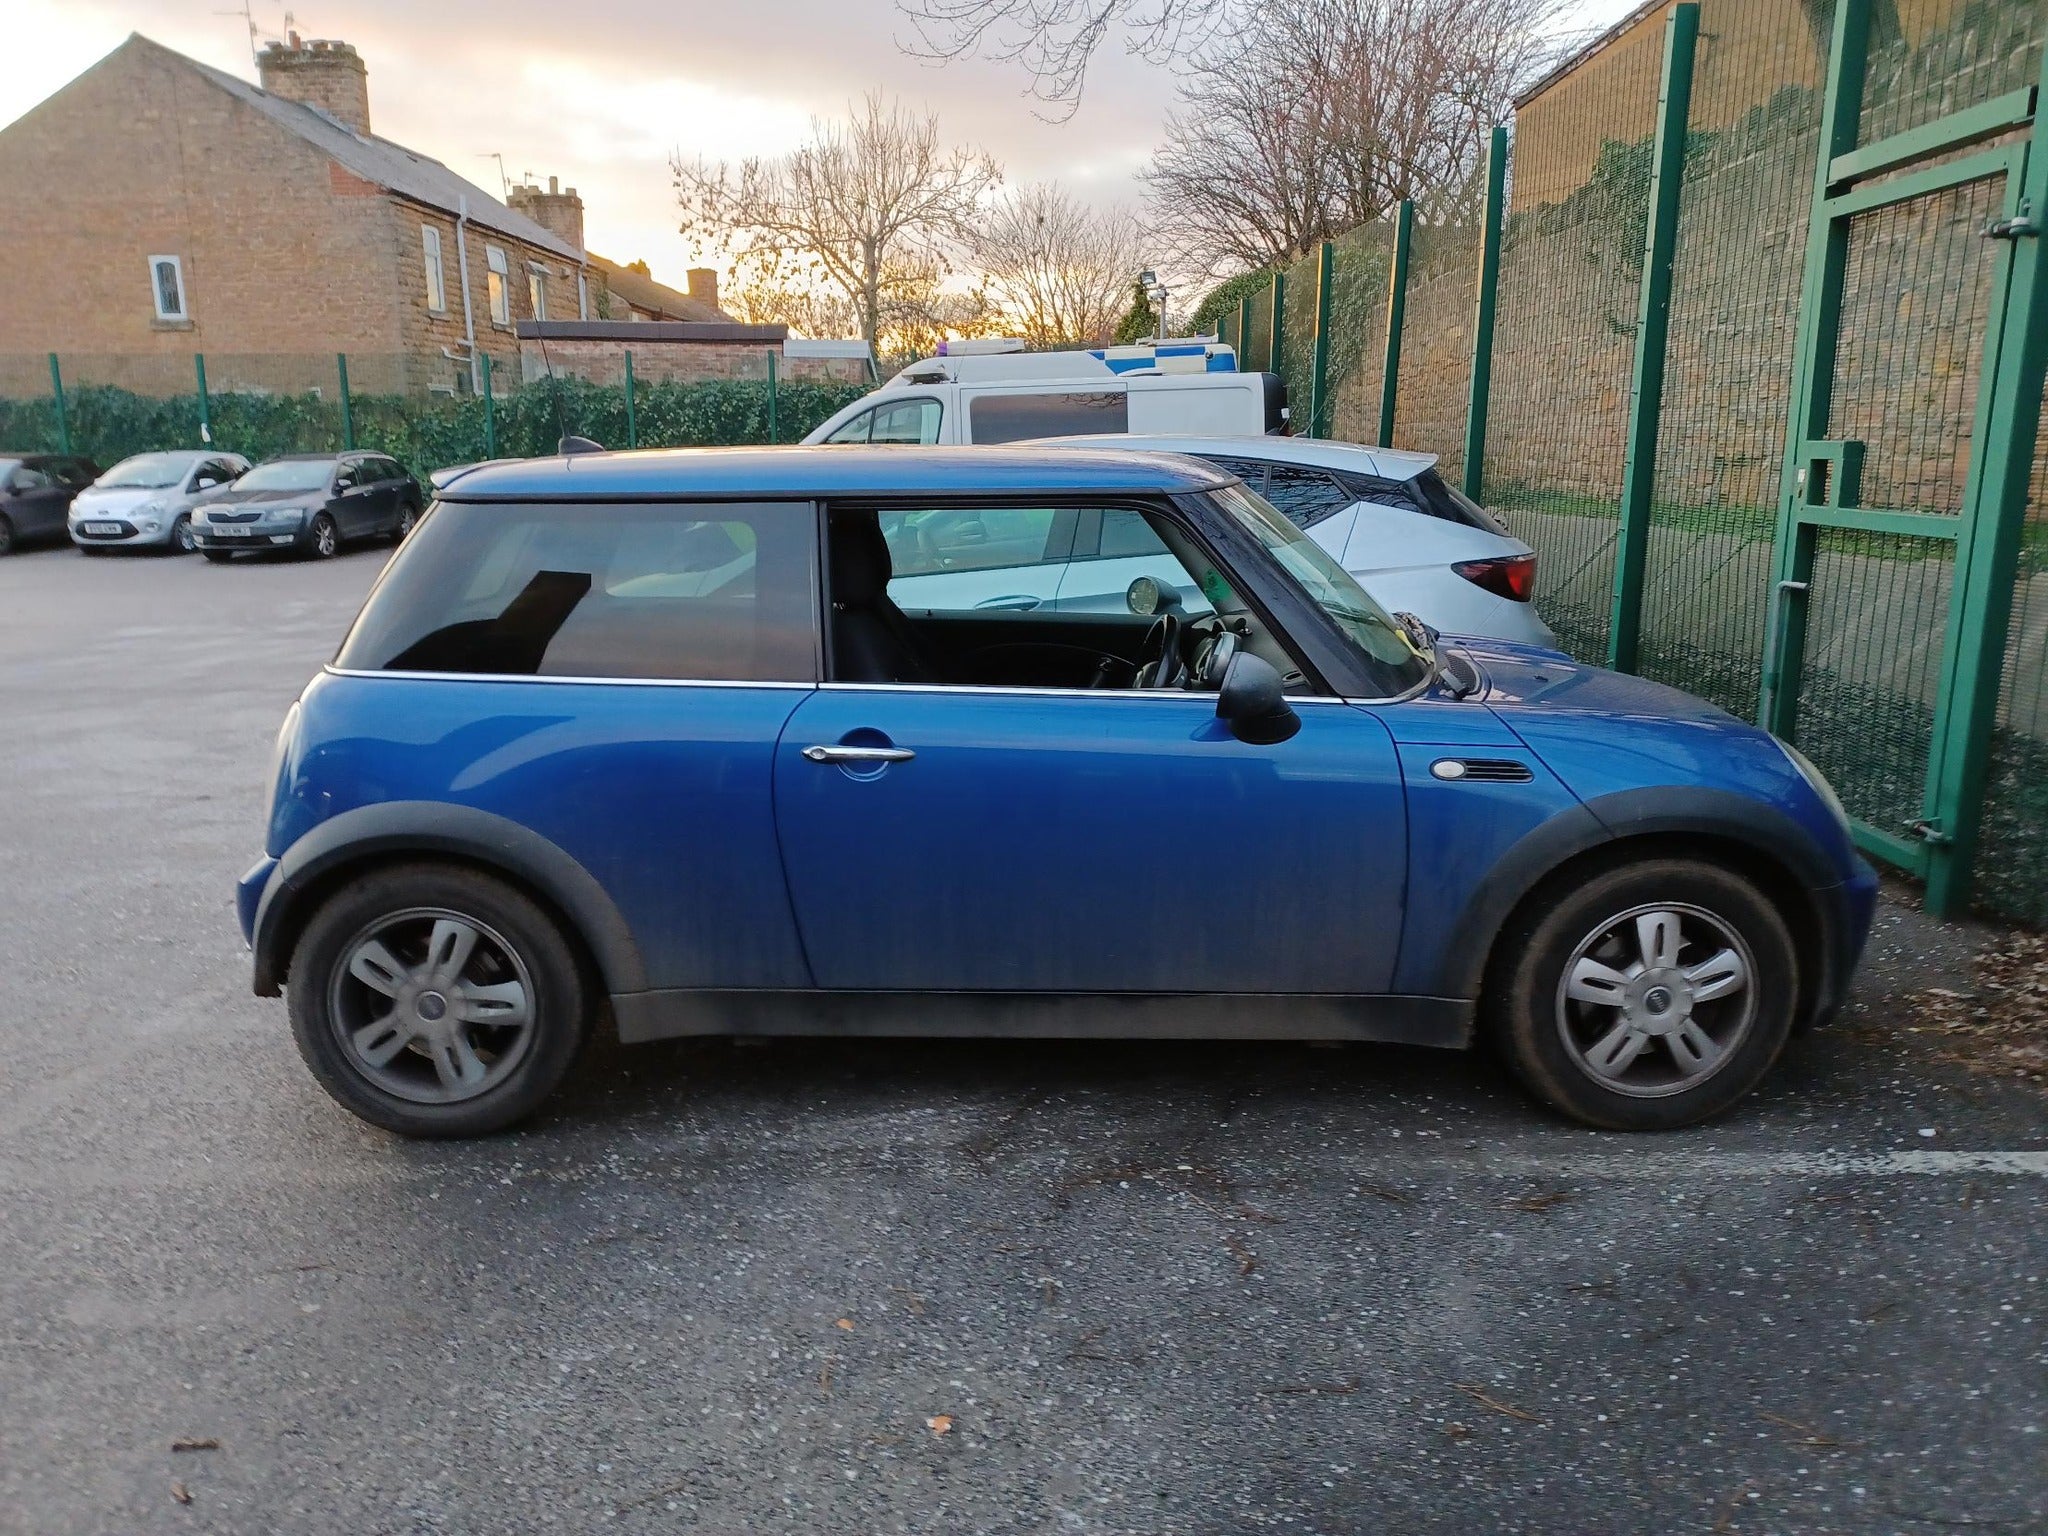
238, 447, 1877, 1137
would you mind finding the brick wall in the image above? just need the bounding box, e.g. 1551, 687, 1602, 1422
516, 337, 866, 387
0, 37, 403, 368
394, 204, 588, 393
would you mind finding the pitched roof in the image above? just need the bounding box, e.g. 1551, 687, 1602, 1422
136, 36, 582, 261
587, 255, 727, 322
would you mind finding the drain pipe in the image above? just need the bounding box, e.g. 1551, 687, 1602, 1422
454, 194, 479, 395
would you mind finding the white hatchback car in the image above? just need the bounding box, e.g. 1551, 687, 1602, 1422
1025, 435, 1558, 648
69, 450, 251, 554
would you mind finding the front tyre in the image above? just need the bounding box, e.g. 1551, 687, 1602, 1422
305, 512, 338, 560
286, 864, 590, 1137
1484, 860, 1797, 1131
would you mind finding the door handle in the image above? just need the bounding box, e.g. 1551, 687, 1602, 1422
802, 744, 915, 764
974, 595, 1041, 611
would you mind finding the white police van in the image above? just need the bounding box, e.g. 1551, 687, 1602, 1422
801, 338, 1288, 446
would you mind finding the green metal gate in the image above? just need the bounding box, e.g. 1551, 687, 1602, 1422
1764, 0, 2048, 914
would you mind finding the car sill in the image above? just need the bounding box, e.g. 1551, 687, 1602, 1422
609, 989, 1473, 1049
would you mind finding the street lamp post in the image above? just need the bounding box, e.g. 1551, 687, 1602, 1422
1139, 268, 1168, 344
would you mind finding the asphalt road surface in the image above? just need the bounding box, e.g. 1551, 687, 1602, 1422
1, 539, 2042, 1536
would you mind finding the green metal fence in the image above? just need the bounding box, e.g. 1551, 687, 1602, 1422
1218, 0, 2048, 924
0, 350, 866, 479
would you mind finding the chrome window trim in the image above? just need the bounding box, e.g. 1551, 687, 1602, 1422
319, 664, 1392, 703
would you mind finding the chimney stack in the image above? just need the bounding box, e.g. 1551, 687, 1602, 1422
687, 268, 720, 312
257, 35, 371, 135
508, 177, 585, 252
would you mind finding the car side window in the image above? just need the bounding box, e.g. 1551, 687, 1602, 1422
879, 506, 1076, 603
1074, 508, 1216, 616
334, 463, 362, 493
821, 407, 877, 445
336, 501, 817, 683
54, 460, 95, 489
1260, 466, 1355, 529
10, 465, 52, 491
967, 390, 1127, 444
1202, 456, 1272, 496
867, 399, 942, 444
373, 457, 406, 482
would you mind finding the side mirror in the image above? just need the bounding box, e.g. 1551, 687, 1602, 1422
1215, 652, 1300, 744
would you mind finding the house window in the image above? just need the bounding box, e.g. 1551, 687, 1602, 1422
421, 226, 447, 313
148, 255, 187, 321
577, 272, 589, 320
486, 245, 509, 325
527, 263, 548, 321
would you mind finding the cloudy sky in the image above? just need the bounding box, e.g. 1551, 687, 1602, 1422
5, 0, 1643, 290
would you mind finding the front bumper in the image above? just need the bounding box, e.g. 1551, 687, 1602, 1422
1807, 855, 1881, 1029
70, 517, 175, 546
194, 522, 303, 550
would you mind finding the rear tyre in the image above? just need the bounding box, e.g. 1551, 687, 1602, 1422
306, 512, 338, 560
287, 863, 591, 1137
0, 515, 14, 556
392, 500, 418, 542
1483, 859, 1797, 1131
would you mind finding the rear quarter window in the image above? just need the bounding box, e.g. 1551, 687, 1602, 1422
336, 501, 818, 682
968, 390, 1127, 444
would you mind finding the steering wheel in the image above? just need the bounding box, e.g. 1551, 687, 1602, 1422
1133, 613, 1184, 690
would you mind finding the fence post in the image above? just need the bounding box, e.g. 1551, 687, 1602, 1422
767, 349, 779, 444
1237, 296, 1253, 362
1309, 240, 1334, 439
1267, 271, 1286, 377
1378, 200, 1414, 447
337, 353, 354, 450
624, 349, 637, 449
1606, 1, 1699, 675
480, 352, 496, 457
194, 353, 212, 446
47, 353, 71, 456
1463, 125, 1508, 502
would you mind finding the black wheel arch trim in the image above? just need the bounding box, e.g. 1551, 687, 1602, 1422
251, 800, 647, 997
1437, 787, 1849, 1010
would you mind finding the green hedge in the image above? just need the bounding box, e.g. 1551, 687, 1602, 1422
0, 375, 871, 477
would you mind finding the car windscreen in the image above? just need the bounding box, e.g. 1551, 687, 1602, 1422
1206, 483, 1431, 696
97, 454, 189, 489
335, 500, 817, 683
237, 460, 335, 492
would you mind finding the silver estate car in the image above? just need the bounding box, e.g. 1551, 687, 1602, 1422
69, 450, 251, 554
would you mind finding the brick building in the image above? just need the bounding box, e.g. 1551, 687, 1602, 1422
0, 33, 737, 396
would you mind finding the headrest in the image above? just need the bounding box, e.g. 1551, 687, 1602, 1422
830, 513, 893, 607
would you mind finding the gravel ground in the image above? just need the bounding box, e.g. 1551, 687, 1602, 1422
0, 541, 2042, 1536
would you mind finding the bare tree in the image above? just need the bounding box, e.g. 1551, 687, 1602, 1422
675, 93, 1002, 351
897, 0, 1237, 116
967, 183, 1146, 347
1144, 0, 1561, 274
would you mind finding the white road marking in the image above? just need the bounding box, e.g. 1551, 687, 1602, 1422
1335, 1149, 2048, 1179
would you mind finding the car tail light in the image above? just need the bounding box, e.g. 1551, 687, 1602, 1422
1453, 552, 1537, 602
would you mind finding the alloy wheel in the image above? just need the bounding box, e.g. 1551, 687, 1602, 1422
312, 516, 337, 558
173, 516, 194, 553
326, 908, 536, 1104
1553, 902, 1756, 1098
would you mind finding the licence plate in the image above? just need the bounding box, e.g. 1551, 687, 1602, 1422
83, 522, 123, 535
214, 526, 253, 538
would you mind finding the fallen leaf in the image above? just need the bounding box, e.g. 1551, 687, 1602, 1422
926, 1414, 953, 1436
1452, 1382, 1541, 1424
1501, 1190, 1575, 1213
170, 1438, 220, 1453
170, 1482, 192, 1505
834, 1318, 853, 1331
1758, 1410, 1855, 1448
1445, 1422, 1473, 1441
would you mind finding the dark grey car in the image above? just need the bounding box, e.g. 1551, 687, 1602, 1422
0, 455, 101, 555
192, 451, 422, 561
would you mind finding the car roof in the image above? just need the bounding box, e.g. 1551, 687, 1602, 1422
434, 445, 1237, 501
1034, 433, 1440, 480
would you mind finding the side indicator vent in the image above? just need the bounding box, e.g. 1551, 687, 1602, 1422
1430, 758, 1534, 783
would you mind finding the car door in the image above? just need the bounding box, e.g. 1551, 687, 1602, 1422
7, 462, 69, 539
330, 460, 373, 537
773, 499, 1409, 995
